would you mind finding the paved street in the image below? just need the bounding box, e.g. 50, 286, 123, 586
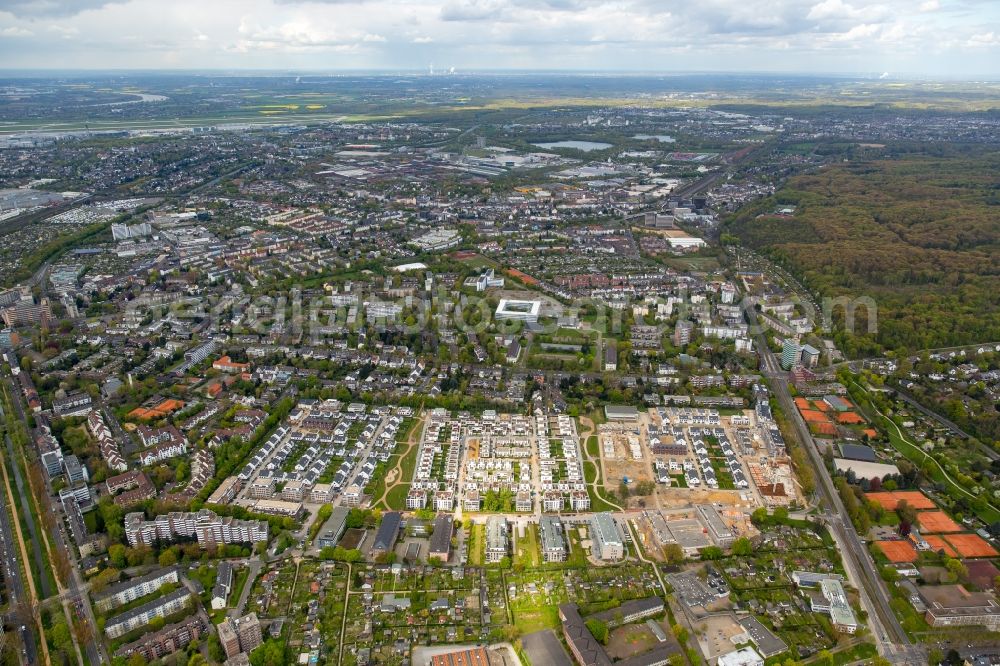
743, 299, 923, 664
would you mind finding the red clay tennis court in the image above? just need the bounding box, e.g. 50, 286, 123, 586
794, 397, 812, 411
800, 410, 829, 423
836, 412, 865, 424
810, 422, 837, 436
923, 535, 958, 557
944, 534, 999, 558
865, 491, 936, 511
876, 540, 918, 563
917, 511, 962, 534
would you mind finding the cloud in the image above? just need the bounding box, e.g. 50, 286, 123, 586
0, 0, 996, 74
968, 30, 999, 46
441, 0, 504, 22
0, 24, 31, 35
807, 0, 863, 21
0, 0, 120, 17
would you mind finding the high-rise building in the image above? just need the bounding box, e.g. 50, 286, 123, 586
236, 613, 262, 653
781, 338, 800, 370
217, 613, 262, 658
217, 618, 240, 658
674, 320, 694, 346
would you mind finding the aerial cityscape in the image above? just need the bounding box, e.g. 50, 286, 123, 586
0, 2, 999, 666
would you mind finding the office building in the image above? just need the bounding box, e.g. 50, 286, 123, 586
485, 516, 508, 563
495, 299, 541, 323
540, 515, 567, 563
316, 506, 351, 549
590, 512, 624, 560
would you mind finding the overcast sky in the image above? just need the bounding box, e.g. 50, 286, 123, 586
0, 0, 998, 76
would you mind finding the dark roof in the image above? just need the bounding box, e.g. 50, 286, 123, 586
373, 511, 402, 551
619, 646, 681, 666
95, 566, 177, 603
429, 515, 453, 557
559, 604, 612, 666
590, 596, 664, 626
839, 443, 877, 462
106, 588, 192, 628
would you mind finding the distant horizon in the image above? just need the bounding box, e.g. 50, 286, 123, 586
0, 68, 997, 83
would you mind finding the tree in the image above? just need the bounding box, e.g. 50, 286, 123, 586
895, 499, 917, 526
108, 544, 127, 569
249, 639, 287, 666
208, 634, 225, 663
945, 558, 968, 583
585, 618, 609, 644
731, 537, 753, 556
662, 543, 684, 565
671, 623, 688, 645
158, 549, 178, 567
90, 567, 121, 593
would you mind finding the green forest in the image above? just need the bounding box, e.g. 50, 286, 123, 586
728, 150, 1000, 354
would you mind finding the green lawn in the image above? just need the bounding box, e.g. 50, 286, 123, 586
515, 524, 540, 568
399, 440, 420, 482
586, 436, 599, 458
229, 566, 251, 610
587, 487, 620, 513
513, 600, 562, 634
468, 524, 484, 566
385, 483, 410, 511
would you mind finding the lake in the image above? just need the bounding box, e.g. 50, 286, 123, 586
532, 140, 613, 152
633, 134, 676, 143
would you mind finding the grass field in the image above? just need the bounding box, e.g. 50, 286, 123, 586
385, 483, 410, 511
512, 601, 562, 634
515, 524, 541, 568
468, 524, 484, 567
587, 487, 621, 513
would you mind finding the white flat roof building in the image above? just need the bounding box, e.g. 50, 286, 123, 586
717, 647, 764, 666
495, 299, 542, 323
